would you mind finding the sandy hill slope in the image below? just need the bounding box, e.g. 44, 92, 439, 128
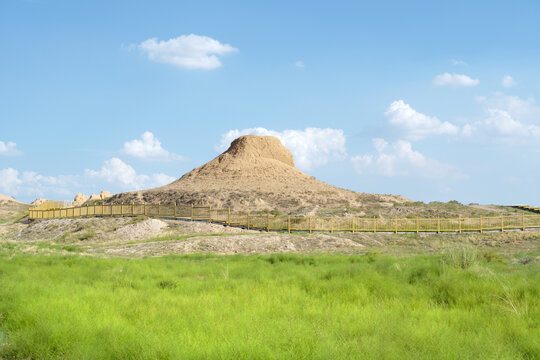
109, 135, 409, 211
0, 194, 18, 202
0, 193, 29, 221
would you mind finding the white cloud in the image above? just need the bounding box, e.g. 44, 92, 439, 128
502, 75, 516, 88
216, 127, 347, 171
385, 100, 460, 140
462, 124, 474, 137
1, 158, 175, 201
0, 141, 21, 156
483, 109, 540, 138
433, 73, 479, 87
0, 168, 22, 194
138, 34, 238, 70
85, 158, 175, 190
351, 138, 464, 179
451, 59, 467, 66
484, 109, 527, 136
123, 132, 182, 161
482, 92, 538, 120
295, 60, 305, 68
466, 93, 540, 142
0, 168, 78, 198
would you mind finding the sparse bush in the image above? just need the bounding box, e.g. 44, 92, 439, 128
270, 208, 281, 216
129, 215, 148, 224
158, 280, 177, 289
364, 251, 380, 263
61, 245, 80, 252
442, 247, 478, 269
517, 256, 534, 265
481, 250, 505, 263
76, 231, 95, 241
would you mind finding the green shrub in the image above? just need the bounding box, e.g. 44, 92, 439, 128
442, 247, 478, 269
76, 231, 95, 241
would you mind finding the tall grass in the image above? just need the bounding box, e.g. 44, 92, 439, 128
0, 253, 538, 359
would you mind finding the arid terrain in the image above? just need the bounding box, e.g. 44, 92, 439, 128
1, 135, 537, 260
1, 204, 538, 261
107, 135, 409, 212
0, 194, 29, 223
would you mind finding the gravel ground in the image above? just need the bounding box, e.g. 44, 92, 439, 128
1, 217, 539, 259
100, 233, 364, 257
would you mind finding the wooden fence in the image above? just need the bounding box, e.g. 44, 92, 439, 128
27, 202, 540, 234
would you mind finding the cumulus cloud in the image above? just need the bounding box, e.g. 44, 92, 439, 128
138, 34, 238, 70
433, 73, 479, 87
216, 127, 347, 171
502, 75, 516, 88
462, 124, 474, 137
463, 112, 540, 143
351, 138, 464, 179
0, 168, 21, 195
385, 100, 459, 140
123, 132, 182, 161
483, 109, 533, 136
481, 92, 538, 120
295, 60, 305, 68
466, 93, 540, 142
1, 158, 175, 200
85, 158, 175, 190
0, 141, 21, 156
0, 168, 78, 198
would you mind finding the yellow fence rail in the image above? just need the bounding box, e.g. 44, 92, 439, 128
27, 202, 540, 234
512, 205, 540, 214
30, 201, 74, 211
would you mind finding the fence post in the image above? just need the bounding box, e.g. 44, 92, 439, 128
416, 218, 419, 234
266, 213, 270, 232
191, 204, 194, 221
437, 216, 440, 234
458, 216, 462, 234
374, 216, 377, 234
174, 202, 177, 219
331, 217, 334, 233
501, 216, 504, 232
522, 214, 525, 231
288, 216, 291, 233
121, 202, 124, 217
480, 216, 483, 233
352, 217, 355, 233
395, 216, 398, 234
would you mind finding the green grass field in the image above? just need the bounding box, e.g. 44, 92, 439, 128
0, 251, 538, 359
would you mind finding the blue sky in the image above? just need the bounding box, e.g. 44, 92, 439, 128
1, 0, 539, 205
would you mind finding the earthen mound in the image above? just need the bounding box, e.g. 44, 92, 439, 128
108, 135, 408, 211
99, 191, 112, 199
0, 193, 18, 202
31, 198, 48, 206
73, 193, 89, 205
